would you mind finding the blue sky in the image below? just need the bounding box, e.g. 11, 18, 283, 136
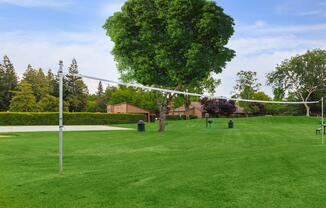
0, 0, 326, 96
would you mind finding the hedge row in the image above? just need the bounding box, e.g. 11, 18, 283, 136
0, 112, 146, 126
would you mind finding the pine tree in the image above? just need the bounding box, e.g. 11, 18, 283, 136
23, 65, 49, 102
0, 64, 5, 111
92, 81, 107, 112
9, 81, 39, 112
97, 81, 104, 97
38, 95, 69, 112
0, 55, 18, 111
47, 69, 59, 97
65, 59, 88, 112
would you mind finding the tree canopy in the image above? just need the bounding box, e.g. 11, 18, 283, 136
23, 65, 49, 102
9, 81, 39, 112
233, 70, 265, 114
267, 49, 326, 116
0, 55, 18, 111
104, 0, 235, 131
65, 59, 89, 112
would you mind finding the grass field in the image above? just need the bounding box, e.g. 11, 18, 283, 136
0, 116, 326, 208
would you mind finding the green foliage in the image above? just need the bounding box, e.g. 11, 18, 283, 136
65, 59, 88, 112
38, 95, 69, 112
108, 86, 159, 112
97, 81, 104, 97
105, 0, 234, 87
267, 49, 326, 116
9, 81, 39, 112
87, 94, 108, 113
47, 69, 58, 97
90, 81, 107, 112
23, 65, 49, 102
0, 55, 18, 111
233, 71, 262, 114
0, 112, 145, 125
234, 70, 261, 98
104, 0, 235, 131
267, 49, 326, 98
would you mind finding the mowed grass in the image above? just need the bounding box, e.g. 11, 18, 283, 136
0, 116, 326, 208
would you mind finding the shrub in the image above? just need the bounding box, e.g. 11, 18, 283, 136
0, 112, 145, 126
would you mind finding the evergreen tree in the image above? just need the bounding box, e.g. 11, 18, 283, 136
97, 81, 104, 97
65, 59, 88, 112
0, 64, 5, 111
9, 81, 39, 112
0, 55, 18, 111
23, 65, 49, 102
39, 95, 69, 112
47, 69, 58, 97
91, 81, 107, 112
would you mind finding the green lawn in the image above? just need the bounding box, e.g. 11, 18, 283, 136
0, 116, 326, 208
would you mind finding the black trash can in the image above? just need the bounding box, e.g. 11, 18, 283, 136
137, 120, 145, 132
228, 120, 234, 129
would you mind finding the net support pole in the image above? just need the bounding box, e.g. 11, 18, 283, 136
322, 97, 324, 145
58, 61, 64, 174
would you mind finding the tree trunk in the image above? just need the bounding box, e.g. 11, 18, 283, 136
304, 102, 310, 117
184, 96, 191, 120
299, 88, 316, 117
159, 102, 167, 132
158, 94, 175, 132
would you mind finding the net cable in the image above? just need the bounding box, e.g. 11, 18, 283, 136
69, 73, 320, 105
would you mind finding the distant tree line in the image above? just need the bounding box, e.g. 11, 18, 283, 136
230, 49, 326, 116
2, 49, 326, 117
0, 55, 163, 113
0, 56, 90, 112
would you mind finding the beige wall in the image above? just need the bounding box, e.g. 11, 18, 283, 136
107, 103, 151, 122
107, 103, 128, 113
193, 108, 203, 118
126, 104, 149, 114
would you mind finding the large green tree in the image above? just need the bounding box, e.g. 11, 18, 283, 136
65, 59, 88, 112
9, 81, 39, 112
23, 65, 49, 102
0, 55, 18, 111
104, 0, 235, 131
233, 70, 262, 114
47, 69, 58, 97
267, 49, 326, 116
38, 95, 69, 112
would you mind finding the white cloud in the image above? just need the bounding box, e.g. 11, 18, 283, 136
253, 20, 269, 28
2, 18, 326, 97
297, 10, 325, 17
217, 21, 326, 97
275, 0, 326, 17
217, 49, 306, 97
238, 22, 326, 35
260, 23, 326, 34
0, 31, 119, 93
228, 35, 325, 56
2, 29, 325, 96
0, 0, 75, 8
100, 2, 124, 17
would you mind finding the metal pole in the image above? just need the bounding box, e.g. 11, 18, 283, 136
58, 61, 64, 174
322, 97, 324, 145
